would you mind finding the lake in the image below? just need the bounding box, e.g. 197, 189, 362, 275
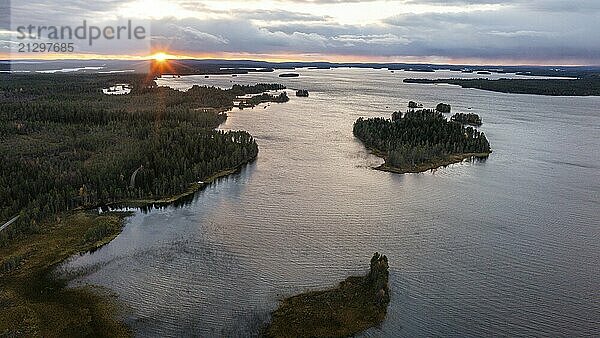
60, 68, 600, 337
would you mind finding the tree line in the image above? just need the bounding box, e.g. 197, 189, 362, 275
0, 74, 285, 247
403, 78, 600, 96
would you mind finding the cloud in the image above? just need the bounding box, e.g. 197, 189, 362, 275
155, 24, 229, 45
150, 17, 331, 54
236, 9, 330, 23
4, 0, 600, 64
382, 6, 600, 62
332, 34, 410, 46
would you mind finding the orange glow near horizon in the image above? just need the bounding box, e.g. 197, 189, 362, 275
148, 52, 182, 62
152, 52, 169, 62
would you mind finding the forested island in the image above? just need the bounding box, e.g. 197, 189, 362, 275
354, 108, 491, 174
296, 90, 309, 97
265, 253, 390, 338
403, 77, 600, 96
0, 73, 289, 336
408, 101, 423, 109
452, 113, 482, 126
436, 103, 451, 113
252, 92, 289, 104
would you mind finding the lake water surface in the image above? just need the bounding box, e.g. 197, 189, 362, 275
61, 68, 600, 337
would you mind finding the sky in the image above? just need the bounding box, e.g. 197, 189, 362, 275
1, 0, 600, 65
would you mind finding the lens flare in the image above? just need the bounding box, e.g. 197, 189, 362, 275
152, 52, 169, 62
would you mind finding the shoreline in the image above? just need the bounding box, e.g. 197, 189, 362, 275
0, 75, 272, 337
108, 156, 256, 208
0, 211, 133, 336
0, 157, 257, 337
367, 148, 491, 174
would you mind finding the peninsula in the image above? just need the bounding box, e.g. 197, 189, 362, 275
403, 77, 600, 96
0, 73, 291, 336
265, 253, 390, 338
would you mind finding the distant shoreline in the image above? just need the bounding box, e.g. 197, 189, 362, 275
403, 78, 600, 96
5, 60, 598, 80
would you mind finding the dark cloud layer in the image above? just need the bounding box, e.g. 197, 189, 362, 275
4, 0, 599, 64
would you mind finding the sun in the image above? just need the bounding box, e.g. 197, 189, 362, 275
152, 52, 170, 62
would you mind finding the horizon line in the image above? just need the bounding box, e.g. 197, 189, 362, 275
4, 58, 600, 69
2, 52, 599, 68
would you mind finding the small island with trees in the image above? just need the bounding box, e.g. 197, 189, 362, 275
231, 83, 286, 95
408, 100, 423, 109
247, 92, 289, 106
296, 89, 309, 97
354, 105, 492, 174
451, 112, 482, 126
265, 253, 390, 338
436, 103, 451, 113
